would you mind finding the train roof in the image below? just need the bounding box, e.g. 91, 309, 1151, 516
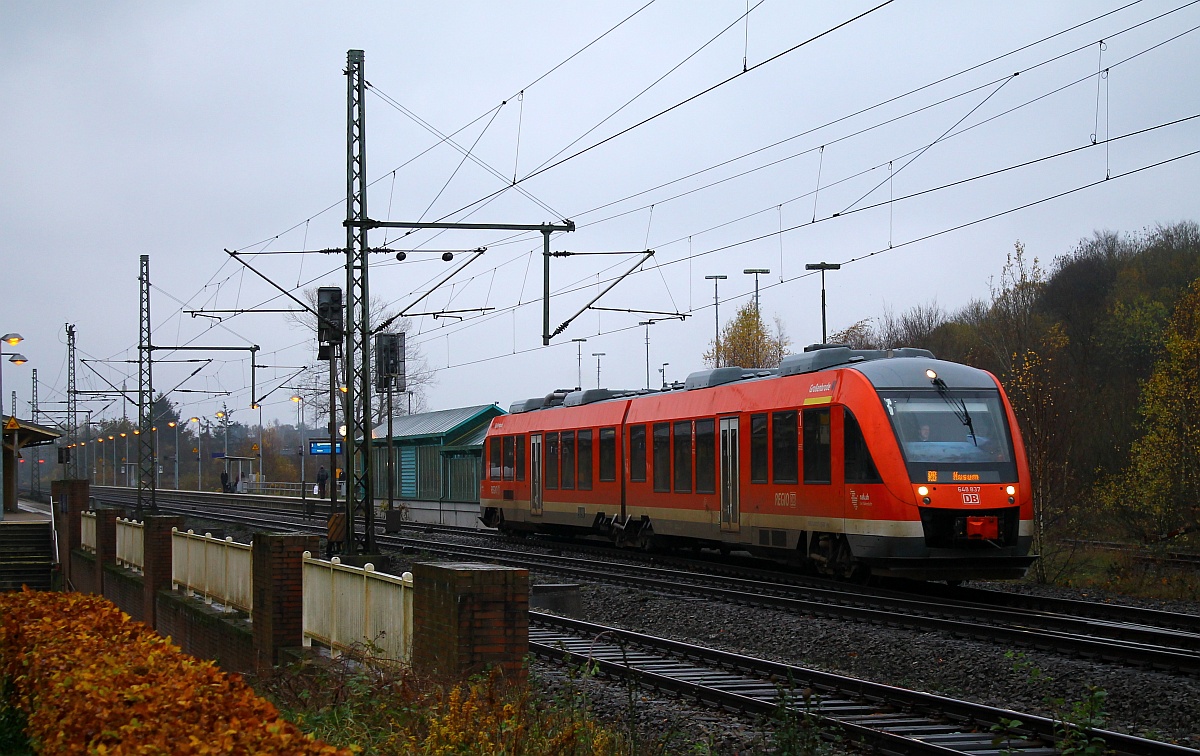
506, 344, 997, 416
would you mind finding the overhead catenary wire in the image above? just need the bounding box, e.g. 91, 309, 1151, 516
401, 113, 1200, 353
80, 3, 1198, 421
410, 147, 1200, 373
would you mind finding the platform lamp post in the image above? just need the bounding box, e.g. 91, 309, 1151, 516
571, 338, 587, 390
743, 268, 770, 368
120, 432, 128, 487
704, 275, 727, 367
251, 402, 262, 486
189, 417, 201, 491
660, 362, 669, 388
291, 395, 306, 504
592, 353, 606, 389
805, 262, 841, 344
0, 332, 28, 520
638, 321, 655, 389
108, 435, 116, 486
168, 421, 179, 489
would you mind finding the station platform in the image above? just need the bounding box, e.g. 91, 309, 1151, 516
6, 498, 52, 522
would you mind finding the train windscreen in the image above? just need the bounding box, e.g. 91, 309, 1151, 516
879, 389, 1018, 483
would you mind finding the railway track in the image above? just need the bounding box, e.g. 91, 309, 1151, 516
92, 487, 1200, 676
530, 612, 1198, 756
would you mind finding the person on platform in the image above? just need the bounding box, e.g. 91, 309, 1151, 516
220, 469, 230, 493
316, 465, 329, 498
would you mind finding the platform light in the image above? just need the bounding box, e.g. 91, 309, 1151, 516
1, 333, 22, 346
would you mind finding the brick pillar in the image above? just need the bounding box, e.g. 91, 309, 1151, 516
93, 509, 118, 596
59, 479, 89, 588
412, 562, 529, 685
252, 532, 319, 669
141, 515, 182, 631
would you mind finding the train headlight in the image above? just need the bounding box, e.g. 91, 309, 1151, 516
917, 486, 929, 497
1005, 485, 1016, 496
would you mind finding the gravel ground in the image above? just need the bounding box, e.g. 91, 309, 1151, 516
181, 516, 1200, 753
565, 580, 1200, 752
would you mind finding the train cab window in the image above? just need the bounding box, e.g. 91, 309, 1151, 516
630, 425, 647, 482
599, 427, 617, 482
673, 421, 692, 493
489, 437, 502, 480
545, 432, 560, 489
844, 409, 882, 484
502, 436, 515, 481
578, 430, 593, 490
515, 434, 526, 481
803, 407, 832, 484
750, 413, 768, 484
653, 422, 671, 493
561, 430, 576, 490
772, 410, 799, 484
695, 418, 715, 494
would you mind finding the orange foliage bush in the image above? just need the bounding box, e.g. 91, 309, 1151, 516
0, 589, 354, 755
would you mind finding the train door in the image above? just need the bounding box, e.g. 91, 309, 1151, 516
719, 417, 740, 532
530, 433, 544, 517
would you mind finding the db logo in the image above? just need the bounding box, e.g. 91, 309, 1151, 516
962, 493, 980, 504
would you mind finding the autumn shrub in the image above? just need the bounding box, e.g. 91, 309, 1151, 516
256, 655, 630, 755
0, 589, 352, 755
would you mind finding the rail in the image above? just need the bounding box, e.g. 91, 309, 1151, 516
302, 552, 413, 666
171, 529, 253, 613
116, 517, 144, 572
80, 511, 96, 552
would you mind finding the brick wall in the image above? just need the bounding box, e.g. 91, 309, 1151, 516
156, 590, 255, 674
102, 564, 145, 623
69, 549, 99, 595
412, 562, 529, 685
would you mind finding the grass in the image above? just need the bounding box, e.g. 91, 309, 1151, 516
1033, 541, 1200, 602
250, 655, 634, 756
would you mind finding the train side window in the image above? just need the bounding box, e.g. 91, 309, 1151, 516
630, 425, 647, 482
561, 430, 576, 490
695, 418, 716, 494
545, 432, 560, 489
772, 410, 798, 484
673, 421, 692, 493
750, 413, 768, 484
653, 422, 671, 493
599, 427, 616, 482
502, 436, 515, 481
844, 409, 882, 484
515, 434, 525, 481
578, 429, 593, 490
803, 408, 832, 484
489, 437, 502, 480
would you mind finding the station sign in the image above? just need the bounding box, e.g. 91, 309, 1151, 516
309, 439, 343, 456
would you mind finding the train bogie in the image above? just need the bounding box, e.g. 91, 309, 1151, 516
481, 347, 1037, 582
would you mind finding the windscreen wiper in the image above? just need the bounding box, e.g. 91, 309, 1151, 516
925, 369, 977, 446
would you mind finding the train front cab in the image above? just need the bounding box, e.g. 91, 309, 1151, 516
841, 358, 1037, 581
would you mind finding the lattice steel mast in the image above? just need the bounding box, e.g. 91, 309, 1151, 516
138, 254, 156, 514
66, 323, 78, 478
343, 49, 375, 554
30, 369, 39, 498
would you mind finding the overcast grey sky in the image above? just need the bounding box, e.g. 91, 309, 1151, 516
3, 1, 1198, 429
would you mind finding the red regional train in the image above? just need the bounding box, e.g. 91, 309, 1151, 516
480, 345, 1036, 582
